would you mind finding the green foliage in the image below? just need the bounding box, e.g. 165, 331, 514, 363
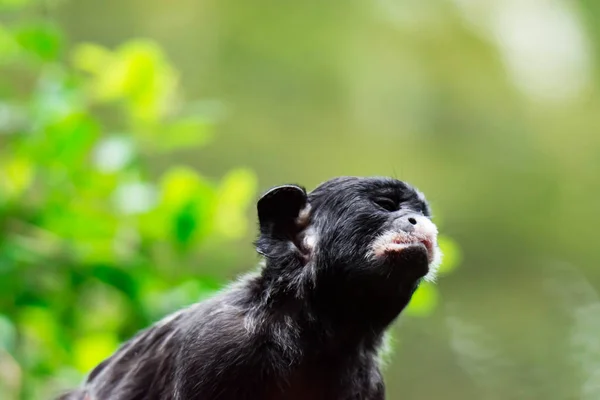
15, 21, 62, 61
0, 6, 256, 399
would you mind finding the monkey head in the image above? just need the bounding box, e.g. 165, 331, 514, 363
255, 176, 442, 328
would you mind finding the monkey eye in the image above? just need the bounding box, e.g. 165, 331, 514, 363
373, 197, 398, 212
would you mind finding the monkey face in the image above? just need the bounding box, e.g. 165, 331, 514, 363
365, 196, 441, 283
255, 177, 442, 302
307, 177, 441, 283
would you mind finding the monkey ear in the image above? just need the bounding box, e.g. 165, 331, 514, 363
257, 184, 308, 236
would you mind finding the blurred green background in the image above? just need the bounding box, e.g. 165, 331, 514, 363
1, 0, 600, 399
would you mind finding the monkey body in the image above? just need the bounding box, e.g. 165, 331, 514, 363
59, 177, 441, 400
74, 283, 384, 399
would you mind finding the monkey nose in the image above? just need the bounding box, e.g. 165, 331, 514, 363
395, 214, 422, 233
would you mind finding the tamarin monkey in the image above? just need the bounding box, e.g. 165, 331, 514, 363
58, 176, 442, 400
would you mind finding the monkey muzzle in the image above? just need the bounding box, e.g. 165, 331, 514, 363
370, 213, 440, 265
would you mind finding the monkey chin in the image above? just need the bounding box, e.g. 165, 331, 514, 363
380, 243, 430, 280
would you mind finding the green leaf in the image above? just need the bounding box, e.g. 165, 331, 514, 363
91, 265, 138, 297
116, 40, 178, 124
0, 156, 34, 199
75, 39, 178, 124
15, 22, 62, 61
70, 42, 112, 74
160, 168, 200, 208
18, 307, 60, 347
173, 201, 199, 245
75, 281, 129, 333
437, 235, 462, 275
147, 167, 217, 245
214, 168, 257, 239
405, 282, 439, 317
0, 25, 21, 62
43, 112, 100, 167
72, 333, 119, 373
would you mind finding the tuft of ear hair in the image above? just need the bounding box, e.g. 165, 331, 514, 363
257, 184, 307, 237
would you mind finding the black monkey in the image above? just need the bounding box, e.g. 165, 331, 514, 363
57, 176, 442, 400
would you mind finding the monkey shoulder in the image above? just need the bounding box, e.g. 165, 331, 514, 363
172, 289, 300, 399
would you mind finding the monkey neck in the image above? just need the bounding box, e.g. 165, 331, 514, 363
257, 259, 419, 351
310, 277, 418, 344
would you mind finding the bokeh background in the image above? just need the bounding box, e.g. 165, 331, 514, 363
1, 0, 600, 399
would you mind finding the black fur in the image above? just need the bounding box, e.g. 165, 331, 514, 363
57, 176, 437, 400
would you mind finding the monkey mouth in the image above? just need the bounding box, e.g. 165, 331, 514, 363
371, 232, 437, 264
389, 238, 434, 262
